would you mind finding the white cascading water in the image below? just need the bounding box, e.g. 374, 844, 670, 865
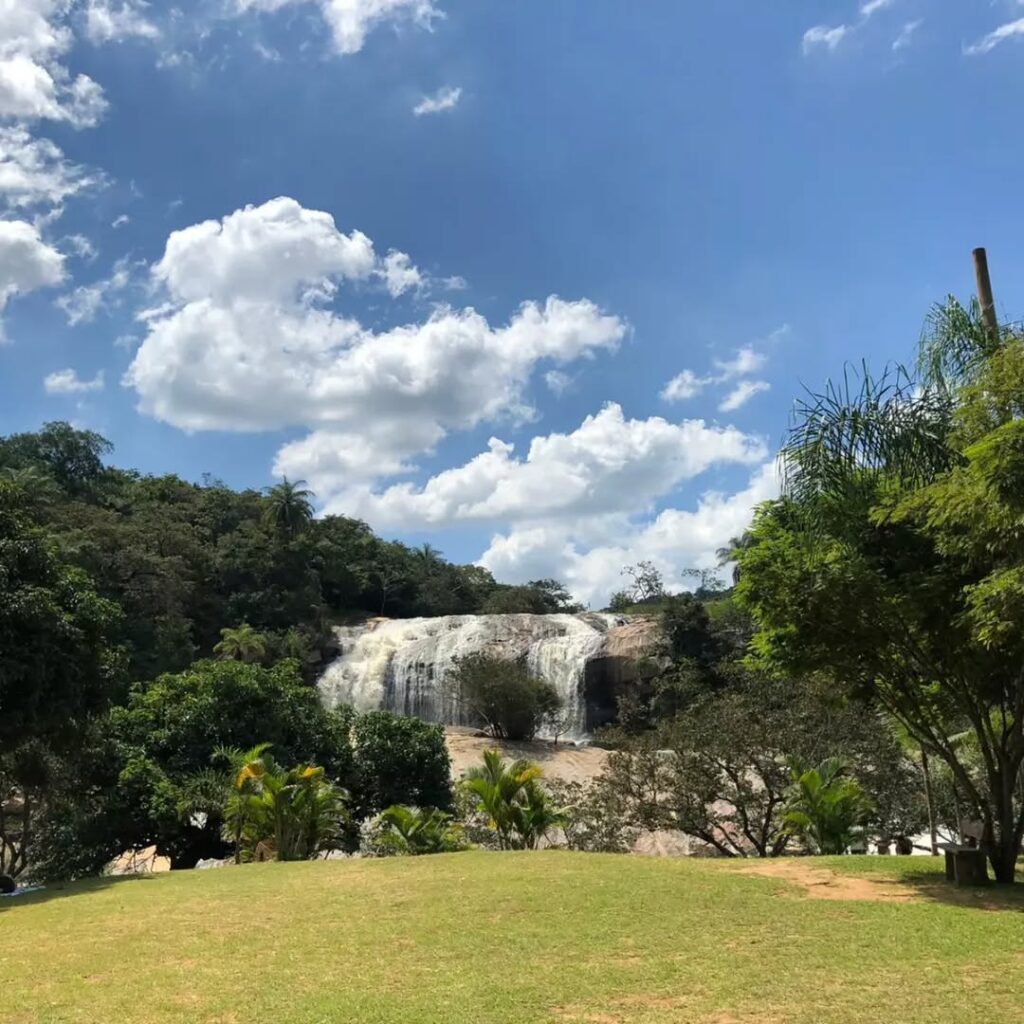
317, 613, 623, 741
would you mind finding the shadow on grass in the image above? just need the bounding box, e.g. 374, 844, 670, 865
893, 868, 1024, 912
0, 872, 156, 911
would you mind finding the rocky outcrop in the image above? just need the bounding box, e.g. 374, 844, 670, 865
317, 613, 664, 740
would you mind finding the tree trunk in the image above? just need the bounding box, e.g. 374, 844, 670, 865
920, 748, 938, 856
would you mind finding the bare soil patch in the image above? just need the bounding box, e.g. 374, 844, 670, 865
735, 859, 917, 902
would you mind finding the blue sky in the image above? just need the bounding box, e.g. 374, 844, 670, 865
3, 1, 1024, 604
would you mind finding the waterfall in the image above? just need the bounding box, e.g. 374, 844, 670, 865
317, 613, 626, 741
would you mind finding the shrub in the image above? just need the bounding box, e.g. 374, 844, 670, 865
546, 778, 639, 853
461, 750, 567, 850
783, 758, 874, 855
446, 655, 562, 741
351, 711, 453, 819
361, 805, 467, 857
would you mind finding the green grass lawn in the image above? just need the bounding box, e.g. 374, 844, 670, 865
3, 852, 1024, 1024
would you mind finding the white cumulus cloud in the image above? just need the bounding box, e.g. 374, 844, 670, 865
83, 1, 160, 44
235, 0, 443, 55
660, 369, 706, 402
333, 402, 767, 531
0, 0, 107, 127
126, 197, 627, 490
0, 126, 100, 210
44, 367, 105, 393
0, 218, 64, 338
480, 461, 780, 608
413, 85, 461, 116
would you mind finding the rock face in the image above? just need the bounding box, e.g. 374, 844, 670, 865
317, 613, 661, 740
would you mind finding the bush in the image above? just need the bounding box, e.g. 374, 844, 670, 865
546, 778, 639, 853
360, 805, 467, 857
446, 655, 562, 741
351, 711, 453, 819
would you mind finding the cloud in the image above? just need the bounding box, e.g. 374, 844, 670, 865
718, 379, 770, 412
0, 1, 107, 127
126, 197, 627, 487
235, 0, 444, 56
544, 369, 573, 396
441, 274, 467, 290
0, 127, 100, 210
480, 461, 780, 608
660, 369, 706, 402
111, 213, 130, 228
331, 402, 767, 531
965, 18, 1024, 57
859, 0, 893, 17
413, 85, 461, 116
43, 367, 105, 394
713, 344, 768, 380
56, 257, 133, 325
379, 249, 423, 296
0, 219, 64, 338
892, 19, 922, 52
802, 0, 894, 55
83, 1, 160, 44
803, 24, 849, 53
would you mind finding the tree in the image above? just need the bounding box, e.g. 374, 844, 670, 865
222, 750, 348, 862
213, 623, 268, 664
36, 659, 354, 872
599, 674, 916, 857
462, 750, 567, 850
621, 560, 665, 603
783, 758, 873, 855
0, 482, 124, 753
0, 421, 112, 497
736, 297, 1024, 881
445, 655, 562, 741
350, 711, 453, 819
263, 477, 315, 539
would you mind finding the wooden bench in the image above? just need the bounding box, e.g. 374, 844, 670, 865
938, 843, 989, 886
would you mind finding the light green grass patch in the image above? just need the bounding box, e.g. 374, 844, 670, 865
3, 852, 1024, 1023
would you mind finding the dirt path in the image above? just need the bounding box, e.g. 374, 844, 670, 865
735, 859, 918, 902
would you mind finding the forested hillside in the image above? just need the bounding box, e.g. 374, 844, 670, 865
0, 421, 579, 684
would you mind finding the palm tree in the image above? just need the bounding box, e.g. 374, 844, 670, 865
715, 533, 755, 584
263, 477, 315, 539
213, 623, 267, 664
783, 758, 874, 855
0, 465, 62, 509
376, 805, 466, 855
215, 742, 273, 863
223, 749, 348, 862
463, 750, 566, 850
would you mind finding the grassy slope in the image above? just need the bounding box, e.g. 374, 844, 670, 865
4, 853, 1024, 1024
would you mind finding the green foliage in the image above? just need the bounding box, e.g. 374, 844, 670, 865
0, 422, 575, 683
462, 750, 567, 850
783, 758, 874, 855
351, 711, 453, 819
34, 660, 354, 872
213, 622, 269, 664
546, 778, 639, 853
223, 749, 348, 861
481, 578, 582, 614
0, 482, 124, 752
446, 654, 562, 741
263, 477, 316, 539
737, 305, 1024, 882
600, 674, 918, 857
362, 805, 467, 857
